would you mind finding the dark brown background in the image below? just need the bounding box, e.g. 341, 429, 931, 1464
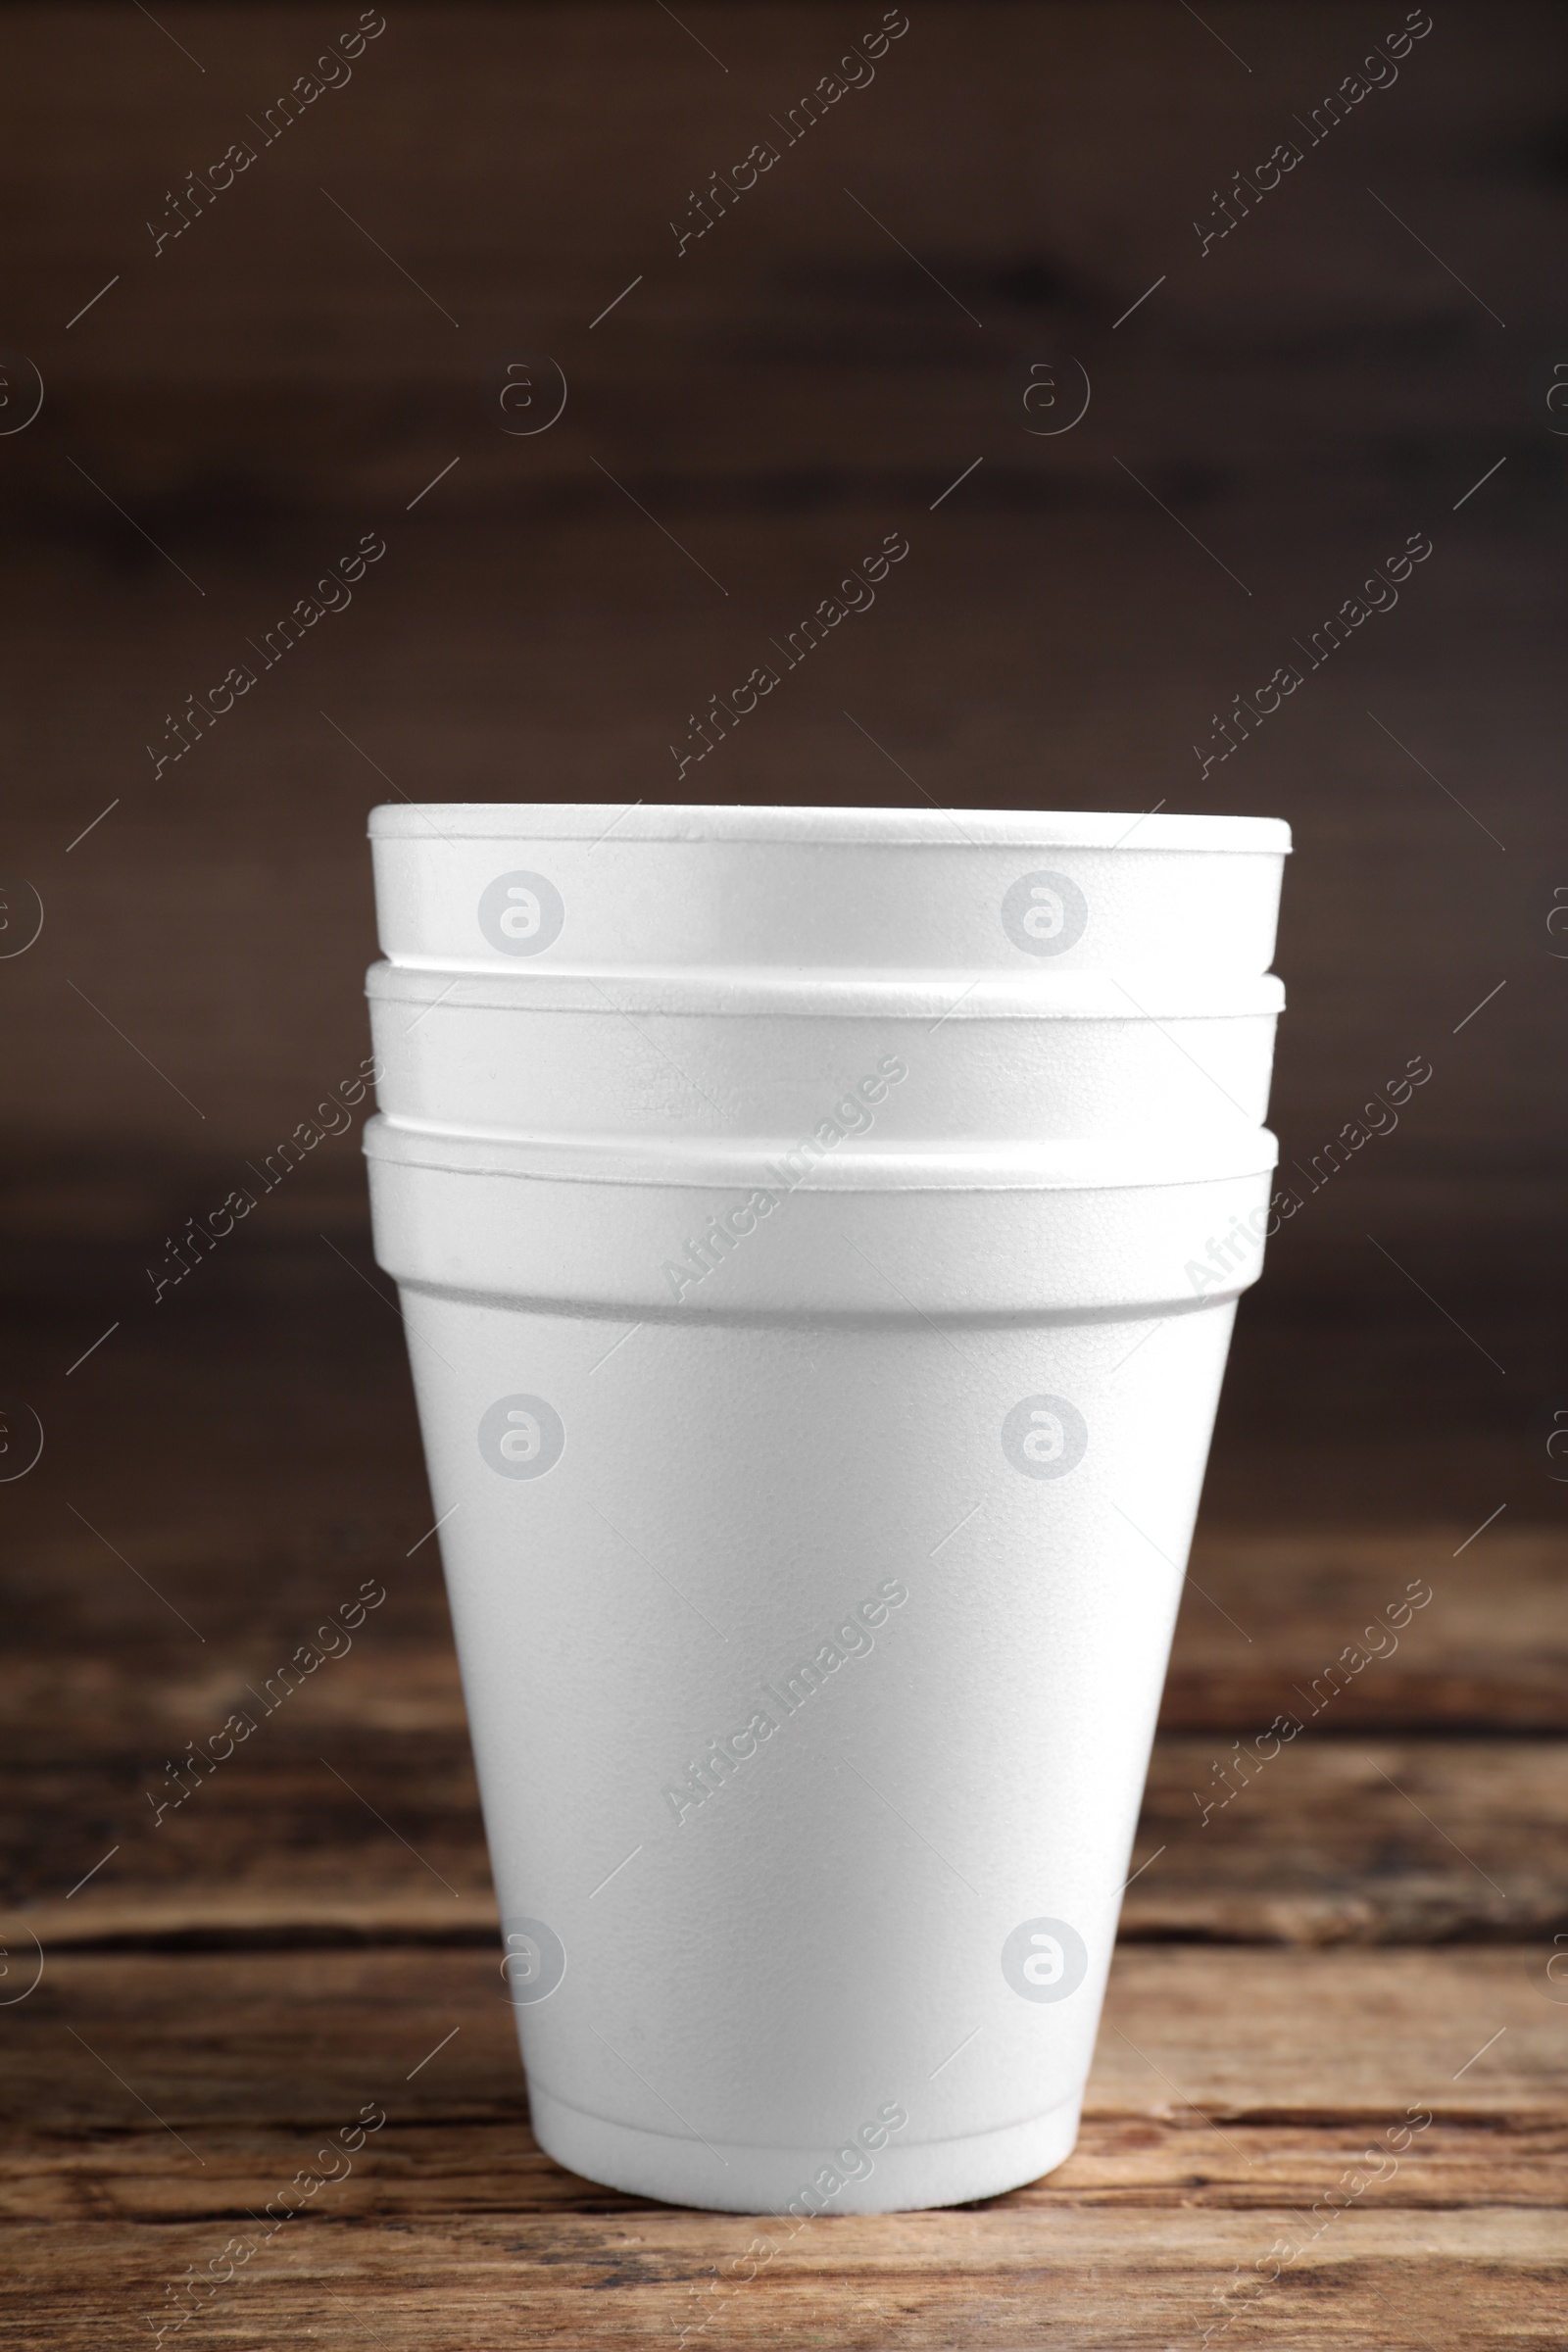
4, 9, 1567, 2344
4, 0, 1564, 1521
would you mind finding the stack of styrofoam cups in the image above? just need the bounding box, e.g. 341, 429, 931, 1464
363, 804, 1288, 2214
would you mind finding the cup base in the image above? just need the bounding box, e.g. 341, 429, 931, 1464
528, 2084, 1084, 2214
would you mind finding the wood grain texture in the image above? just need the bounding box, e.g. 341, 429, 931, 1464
9, 1734, 1567, 1952
4, 1290, 1561, 1951
0, 1, 1562, 1334
3, 7, 1563, 2344
6, 2116, 1566, 2225
8, 2208, 1565, 2351
7, 1945, 1560, 2135
3, 1950, 1562, 2348
1156, 1530, 1568, 1733
8, 1523, 1561, 1738
5, 1310, 1559, 1750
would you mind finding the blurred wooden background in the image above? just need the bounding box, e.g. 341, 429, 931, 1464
2, 0, 1565, 1495
2, 5, 1567, 2343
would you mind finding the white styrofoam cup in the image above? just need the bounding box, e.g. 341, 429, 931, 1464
366, 965, 1283, 1168
368, 803, 1289, 978
362, 801, 1288, 2213
366, 1129, 1275, 2209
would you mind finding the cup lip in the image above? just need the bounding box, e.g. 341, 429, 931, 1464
364, 960, 1285, 1020
363, 1110, 1280, 1193
368, 802, 1291, 854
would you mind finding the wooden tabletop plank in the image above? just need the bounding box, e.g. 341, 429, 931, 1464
1127, 1737, 1568, 1944
9, 1730, 1565, 1951
2, 2, 1561, 2339
1158, 1531, 1567, 1733
6, 2206, 1564, 2350
2, 1945, 1562, 2346
5, 1518, 1560, 1735
5, 1946, 1557, 2141
5, 2117, 1565, 2225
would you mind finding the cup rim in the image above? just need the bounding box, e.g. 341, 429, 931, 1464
364, 1110, 1280, 1192
364, 960, 1286, 1020
368, 803, 1291, 854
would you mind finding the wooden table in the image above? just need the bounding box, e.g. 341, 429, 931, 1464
2, 7, 1564, 2334
4, 1277, 1563, 2348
